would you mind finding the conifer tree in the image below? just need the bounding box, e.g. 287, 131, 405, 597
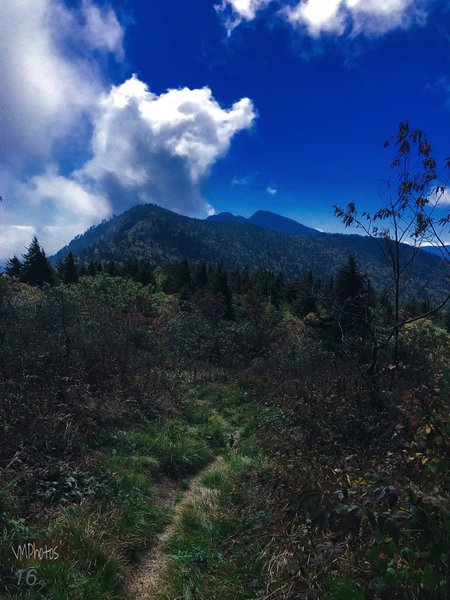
87, 259, 97, 277
105, 261, 117, 276
210, 264, 234, 319
335, 255, 365, 302
136, 260, 155, 286
57, 251, 78, 284
193, 263, 208, 288
5, 256, 23, 278
20, 237, 54, 287
164, 259, 191, 293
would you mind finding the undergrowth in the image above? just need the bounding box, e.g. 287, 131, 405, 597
0, 386, 232, 599
153, 387, 268, 599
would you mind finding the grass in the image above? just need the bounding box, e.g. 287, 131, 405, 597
111, 415, 231, 477
153, 415, 268, 600
1, 385, 236, 599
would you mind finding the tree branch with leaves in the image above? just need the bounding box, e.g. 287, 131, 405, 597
334, 121, 450, 375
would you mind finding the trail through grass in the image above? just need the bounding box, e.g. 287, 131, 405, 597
126, 454, 228, 599
1, 383, 264, 600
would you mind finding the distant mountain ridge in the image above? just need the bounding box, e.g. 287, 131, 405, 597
207, 210, 320, 236
422, 245, 450, 258
52, 203, 448, 300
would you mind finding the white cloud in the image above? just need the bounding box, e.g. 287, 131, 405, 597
286, 0, 345, 36
0, 76, 256, 259
286, 0, 430, 37
220, 0, 270, 20
80, 76, 256, 217
29, 167, 110, 220
220, 0, 431, 38
80, 0, 124, 58
216, 0, 272, 34
0, 0, 124, 167
439, 187, 450, 205
0, 3, 254, 261
231, 175, 252, 186
266, 186, 278, 195
0, 0, 125, 259
0, 226, 36, 262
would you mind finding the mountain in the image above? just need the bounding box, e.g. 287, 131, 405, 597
52, 203, 448, 300
207, 210, 320, 236
422, 245, 450, 258
206, 212, 248, 224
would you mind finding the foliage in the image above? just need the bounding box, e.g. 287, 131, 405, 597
50, 201, 449, 300
19, 237, 54, 287
334, 121, 450, 369
0, 242, 448, 599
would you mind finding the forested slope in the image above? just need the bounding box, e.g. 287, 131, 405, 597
52, 203, 448, 300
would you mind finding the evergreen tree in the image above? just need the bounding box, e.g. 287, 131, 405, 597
136, 260, 155, 286
445, 308, 450, 333
164, 259, 191, 294
178, 258, 191, 288
192, 262, 208, 289
57, 252, 78, 284
87, 259, 97, 277
404, 296, 418, 318
105, 261, 117, 276
5, 256, 23, 278
335, 255, 365, 302
331, 255, 368, 341
20, 237, 54, 287
210, 265, 234, 319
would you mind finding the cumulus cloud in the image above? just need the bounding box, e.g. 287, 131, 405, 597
77, 76, 256, 217
0, 3, 255, 261
80, 0, 124, 58
216, 0, 272, 34
266, 186, 278, 195
285, 0, 425, 37
220, 0, 431, 37
28, 167, 111, 220
1, 77, 255, 258
285, 0, 345, 36
0, 0, 124, 168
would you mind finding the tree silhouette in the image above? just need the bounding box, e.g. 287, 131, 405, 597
20, 237, 54, 286
5, 256, 23, 278
57, 251, 79, 285
334, 122, 450, 371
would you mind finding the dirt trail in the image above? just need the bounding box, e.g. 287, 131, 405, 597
126, 455, 224, 600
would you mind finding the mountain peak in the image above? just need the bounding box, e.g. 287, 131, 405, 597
207, 210, 320, 236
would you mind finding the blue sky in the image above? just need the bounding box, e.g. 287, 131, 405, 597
1, 0, 450, 260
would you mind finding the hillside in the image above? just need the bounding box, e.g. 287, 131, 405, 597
207, 209, 320, 235
422, 244, 450, 258
53, 203, 448, 299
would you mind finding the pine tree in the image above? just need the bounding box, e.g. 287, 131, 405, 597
192, 263, 208, 289
178, 259, 191, 288
105, 261, 117, 276
57, 252, 78, 284
210, 265, 234, 319
20, 237, 54, 286
87, 260, 96, 277
335, 255, 365, 302
330, 254, 368, 341
136, 260, 155, 286
5, 256, 23, 278
164, 259, 191, 294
